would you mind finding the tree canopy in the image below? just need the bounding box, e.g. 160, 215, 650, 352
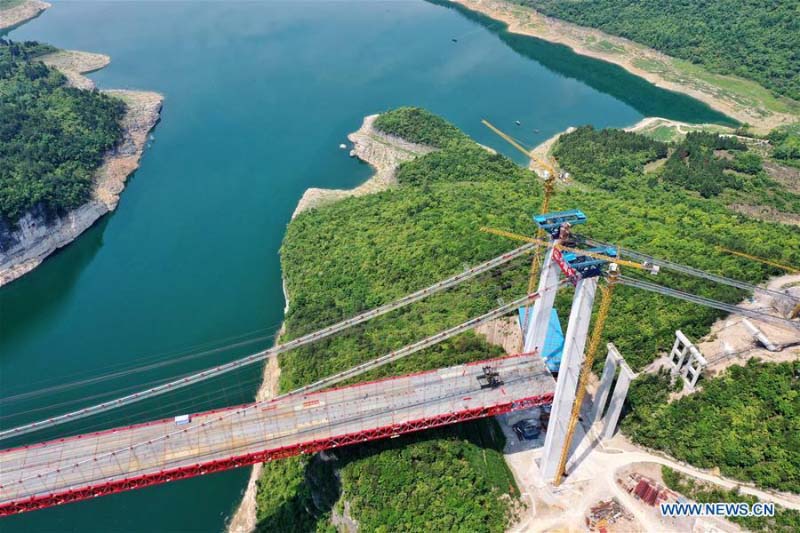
624, 361, 800, 493
0, 40, 125, 227
256, 108, 800, 529
521, 0, 800, 100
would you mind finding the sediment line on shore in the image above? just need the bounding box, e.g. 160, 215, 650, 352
0, 50, 163, 287
227, 114, 434, 532
447, 0, 797, 133
0, 0, 50, 32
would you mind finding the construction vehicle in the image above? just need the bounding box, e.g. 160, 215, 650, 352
477, 365, 503, 389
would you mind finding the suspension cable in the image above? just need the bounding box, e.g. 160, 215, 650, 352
582, 235, 800, 304
617, 276, 800, 330
11, 287, 558, 486
0, 243, 537, 442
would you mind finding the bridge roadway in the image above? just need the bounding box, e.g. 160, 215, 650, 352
0, 353, 554, 515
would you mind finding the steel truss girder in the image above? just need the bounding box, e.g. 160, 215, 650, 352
0, 394, 553, 516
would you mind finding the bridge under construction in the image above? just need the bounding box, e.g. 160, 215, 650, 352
1, 208, 797, 517
0, 354, 553, 515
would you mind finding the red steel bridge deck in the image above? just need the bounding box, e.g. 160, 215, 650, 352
0, 353, 554, 516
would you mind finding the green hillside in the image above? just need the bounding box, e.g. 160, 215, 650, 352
522, 0, 800, 101
0, 40, 125, 227
255, 107, 800, 530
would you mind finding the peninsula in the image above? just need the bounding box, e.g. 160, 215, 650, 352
241, 107, 800, 531
0, 0, 49, 31
0, 44, 162, 286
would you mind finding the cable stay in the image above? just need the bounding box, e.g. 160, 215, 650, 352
9, 288, 557, 489
582, 235, 800, 305
0, 243, 538, 442
617, 275, 800, 331
284, 286, 563, 398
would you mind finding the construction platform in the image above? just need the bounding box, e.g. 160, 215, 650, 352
0, 353, 555, 515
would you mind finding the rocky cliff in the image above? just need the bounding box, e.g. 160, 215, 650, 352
0, 52, 162, 287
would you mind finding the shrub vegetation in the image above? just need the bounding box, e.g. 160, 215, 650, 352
256, 108, 800, 529
0, 40, 125, 227
625, 361, 800, 493
521, 0, 800, 100
662, 466, 800, 532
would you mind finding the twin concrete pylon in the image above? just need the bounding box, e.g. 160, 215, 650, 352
522, 243, 631, 483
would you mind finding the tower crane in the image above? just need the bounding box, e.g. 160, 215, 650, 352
480, 224, 656, 485
481, 119, 560, 347
716, 246, 799, 275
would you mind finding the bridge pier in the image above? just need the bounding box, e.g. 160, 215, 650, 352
539, 277, 597, 481
523, 244, 560, 354
589, 345, 619, 426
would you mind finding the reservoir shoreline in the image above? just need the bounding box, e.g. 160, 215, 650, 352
227, 111, 709, 531
0, 0, 50, 32
2, 1, 783, 529
445, 0, 798, 133
227, 114, 436, 532
0, 50, 163, 287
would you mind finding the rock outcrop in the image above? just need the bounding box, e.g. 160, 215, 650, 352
291, 114, 434, 219
0, 0, 50, 31
0, 51, 163, 287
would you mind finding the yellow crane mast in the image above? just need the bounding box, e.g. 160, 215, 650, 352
553, 267, 618, 485
716, 246, 799, 274
481, 226, 656, 485
480, 120, 558, 344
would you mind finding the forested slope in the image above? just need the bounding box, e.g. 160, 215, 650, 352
554, 125, 800, 215
625, 361, 800, 494
521, 0, 800, 101
255, 107, 800, 530
0, 40, 125, 228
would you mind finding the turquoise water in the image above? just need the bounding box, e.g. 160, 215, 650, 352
1, 1, 730, 531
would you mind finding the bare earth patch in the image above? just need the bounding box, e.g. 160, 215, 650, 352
763, 160, 800, 194
40, 49, 110, 90
727, 204, 800, 227
475, 316, 523, 355
0, 0, 49, 31
695, 273, 800, 377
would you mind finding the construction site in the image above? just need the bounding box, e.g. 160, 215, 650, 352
1, 121, 799, 531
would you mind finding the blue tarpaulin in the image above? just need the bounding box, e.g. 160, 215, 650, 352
518, 307, 564, 373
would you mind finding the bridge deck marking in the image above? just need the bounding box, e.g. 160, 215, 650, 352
0, 354, 554, 513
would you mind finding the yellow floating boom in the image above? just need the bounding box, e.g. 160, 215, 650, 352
481, 119, 557, 177
481, 119, 559, 348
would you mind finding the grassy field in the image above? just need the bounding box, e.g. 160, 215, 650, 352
670, 58, 800, 117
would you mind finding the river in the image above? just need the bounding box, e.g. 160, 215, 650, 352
0, 1, 731, 531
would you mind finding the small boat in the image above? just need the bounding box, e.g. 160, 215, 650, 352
339, 143, 347, 150
452, 38, 458, 43
515, 120, 521, 126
